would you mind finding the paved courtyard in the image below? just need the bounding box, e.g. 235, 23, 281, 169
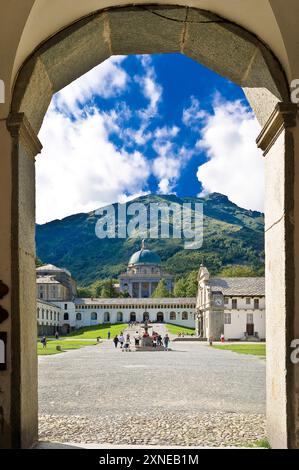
39, 328, 266, 447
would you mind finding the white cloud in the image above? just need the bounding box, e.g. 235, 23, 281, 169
136, 55, 162, 122
182, 96, 207, 129
196, 98, 264, 212
54, 56, 128, 115
154, 125, 180, 139
36, 105, 150, 223
152, 141, 193, 195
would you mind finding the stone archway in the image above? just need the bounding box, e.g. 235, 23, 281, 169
2, 4, 298, 449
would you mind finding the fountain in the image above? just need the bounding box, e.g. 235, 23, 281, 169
135, 319, 165, 351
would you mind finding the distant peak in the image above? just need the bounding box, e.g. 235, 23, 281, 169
204, 192, 230, 203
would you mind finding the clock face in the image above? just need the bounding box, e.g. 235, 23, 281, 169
214, 295, 223, 307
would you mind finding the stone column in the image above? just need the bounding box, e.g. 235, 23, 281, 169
0, 113, 42, 449
256, 102, 298, 449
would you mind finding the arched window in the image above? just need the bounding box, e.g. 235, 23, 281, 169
64, 312, 69, 321
170, 311, 176, 321
157, 312, 164, 322
91, 312, 97, 321
117, 312, 123, 322
182, 311, 188, 320
76, 312, 82, 321
104, 312, 110, 322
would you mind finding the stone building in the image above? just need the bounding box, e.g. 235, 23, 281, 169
36, 264, 77, 300
119, 241, 173, 297
196, 266, 265, 341
35, 259, 265, 338
36, 299, 61, 336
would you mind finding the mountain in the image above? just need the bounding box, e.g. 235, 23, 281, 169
36, 193, 265, 286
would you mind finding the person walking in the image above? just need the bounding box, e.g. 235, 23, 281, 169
163, 334, 170, 351
41, 336, 47, 349
119, 333, 124, 349
107, 330, 111, 340
113, 335, 119, 348
55, 331, 59, 340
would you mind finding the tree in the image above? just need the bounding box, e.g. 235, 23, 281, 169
77, 286, 93, 297
218, 265, 259, 277
151, 279, 171, 298
185, 271, 198, 297
100, 279, 119, 298
173, 277, 187, 297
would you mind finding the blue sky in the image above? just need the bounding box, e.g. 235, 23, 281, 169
37, 53, 264, 224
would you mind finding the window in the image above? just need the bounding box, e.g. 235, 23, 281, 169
246, 297, 251, 305
224, 313, 231, 324
182, 311, 188, 320
104, 312, 110, 322
224, 297, 229, 305
170, 311, 176, 321
76, 312, 82, 321
91, 312, 97, 321
40, 292, 43, 299
254, 299, 259, 309
37, 308, 40, 319
42, 309, 44, 320
247, 313, 254, 324
64, 304, 68, 310
232, 299, 237, 309
64, 312, 69, 321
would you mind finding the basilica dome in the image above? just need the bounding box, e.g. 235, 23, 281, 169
128, 246, 161, 266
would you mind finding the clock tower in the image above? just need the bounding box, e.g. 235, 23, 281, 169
196, 265, 224, 340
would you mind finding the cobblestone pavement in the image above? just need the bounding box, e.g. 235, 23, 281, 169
38, 335, 266, 446
39, 412, 265, 447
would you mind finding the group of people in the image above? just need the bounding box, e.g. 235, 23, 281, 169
112, 331, 170, 351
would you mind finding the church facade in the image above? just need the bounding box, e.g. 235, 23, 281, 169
195, 265, 265, 341
119, 241, 173, 297
36, 248, 265, 340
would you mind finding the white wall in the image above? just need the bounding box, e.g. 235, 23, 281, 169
224, 308, 266, 340
73, 306, 196, 329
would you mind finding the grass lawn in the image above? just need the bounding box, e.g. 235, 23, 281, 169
165, 323, 196, 336
246, 439, 270, 448
66, 323, 128, 339
212, 343, 266, 357
37, 339, 97, 355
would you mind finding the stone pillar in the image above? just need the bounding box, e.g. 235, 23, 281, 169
138, 282, 142, 298
256, 102, 298, 449
0, 113, 42, 449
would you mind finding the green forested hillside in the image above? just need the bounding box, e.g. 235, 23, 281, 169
36, 193, 264, 286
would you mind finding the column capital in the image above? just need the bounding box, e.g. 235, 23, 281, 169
6, 112, 42, 158
256, 102, 298, 156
